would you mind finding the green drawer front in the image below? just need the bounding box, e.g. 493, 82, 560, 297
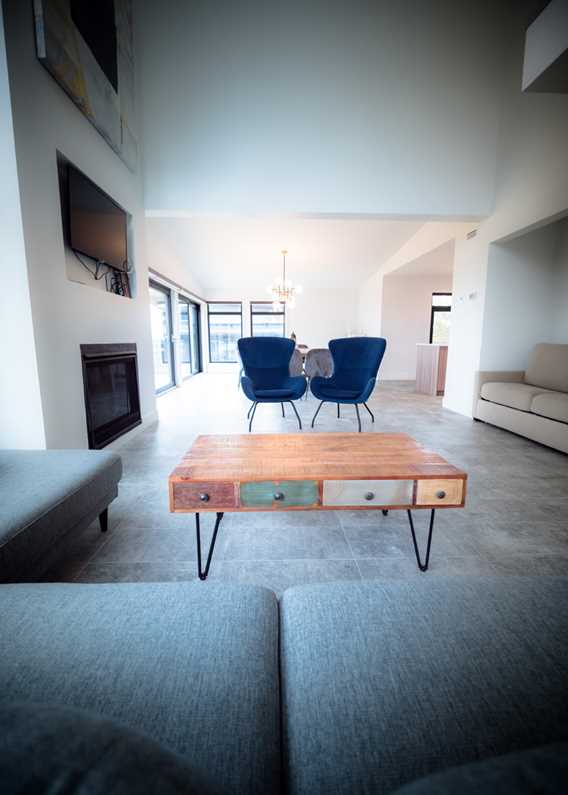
240, 480, 319, 508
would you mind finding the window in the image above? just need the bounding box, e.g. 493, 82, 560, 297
429, 293, 452, 344
149, 281, 175, 393
178, 296, 201, 379
208, 302, 242, 363
251, 302, 285, 337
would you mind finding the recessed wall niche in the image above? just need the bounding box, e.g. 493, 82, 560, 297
57, 152, 136, 298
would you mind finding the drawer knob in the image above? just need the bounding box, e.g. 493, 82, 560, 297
436, 490, 446, 499
273, 492, 285, 501
199, 493, 210, 502
364, 492, 375, 501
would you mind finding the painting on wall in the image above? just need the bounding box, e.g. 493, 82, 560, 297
33, 0, 138, 171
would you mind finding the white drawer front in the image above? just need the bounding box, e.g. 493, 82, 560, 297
323, 479, 414, 507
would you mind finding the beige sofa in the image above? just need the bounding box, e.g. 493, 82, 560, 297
474, 343, 568, 454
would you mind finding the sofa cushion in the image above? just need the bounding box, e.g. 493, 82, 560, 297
392, 742, 568, 795
525, 343, 568, 392
480, 381, 550, 411
280, 578, 568, 795
0, 702, 200, 794
0, 450, 122, 581
531, 392, 568, 424
0, 582, 281, 795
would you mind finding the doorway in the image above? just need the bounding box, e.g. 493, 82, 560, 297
178, 296, 201, 379
149, 280, 175, 393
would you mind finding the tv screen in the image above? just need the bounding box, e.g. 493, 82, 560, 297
68, 165, 127, 270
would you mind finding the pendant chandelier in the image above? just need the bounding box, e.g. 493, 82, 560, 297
266, 249, 302, 310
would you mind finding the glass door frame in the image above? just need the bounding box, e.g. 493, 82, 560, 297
149, 279, 175, 394
178, 294, 202, 379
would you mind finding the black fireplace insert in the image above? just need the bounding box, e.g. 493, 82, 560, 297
81, 343, 142, 449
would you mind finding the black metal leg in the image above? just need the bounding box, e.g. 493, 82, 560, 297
311, 400, 325, 428
382, 509, 389, 516
407, 509, 435, 572
247, 402, 254, 419
288, 401, 302, 430
281, 402, 285, 417
99, 508, 108, 532
363, 402, 375, 422
355, 403, 362, 432
195, 512, 224, 581
248, 401, 258, 432
337, 403, 340, 418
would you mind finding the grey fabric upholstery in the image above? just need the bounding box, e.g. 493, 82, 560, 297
392, 742, 568, 795
289, 349, 304, 376
280, 578, 568, 795
531, 391, 568, 423
0, 450, 122, 583
524, 343, 568, 392
0, 582, 281, 795
480, 381, 550, 411
0, 702, 201, 794
304, 348, 333, 379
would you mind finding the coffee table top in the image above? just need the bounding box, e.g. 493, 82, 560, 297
170, 433, 466, 483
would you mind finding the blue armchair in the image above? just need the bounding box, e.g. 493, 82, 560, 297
238, 337, 307, 432
310, 337, 387, 432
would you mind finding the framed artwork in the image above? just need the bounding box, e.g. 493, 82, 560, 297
33, 0, 138, 171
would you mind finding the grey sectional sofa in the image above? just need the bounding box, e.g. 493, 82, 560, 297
1, 576, 567, 793
0, 449, 122, 583
474, 343, 568, 453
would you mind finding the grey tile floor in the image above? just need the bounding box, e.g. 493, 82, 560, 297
44, 375, 568, 595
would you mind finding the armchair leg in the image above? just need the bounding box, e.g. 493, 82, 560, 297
288, 401, 302, 430
355, 403, 362, 432
311, 400, 325, 428
248, 402, 258, 432
281, 402, 285, 418
363, 402, 375, 422
337, 403, 340, 418
247, 402, 254, 419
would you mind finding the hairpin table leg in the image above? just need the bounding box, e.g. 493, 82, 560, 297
195, 512, 224, 580
407, 509, 435, 572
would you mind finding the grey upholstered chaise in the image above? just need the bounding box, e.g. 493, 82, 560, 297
0, 449, 122, 583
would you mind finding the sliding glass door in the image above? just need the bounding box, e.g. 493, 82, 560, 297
178, 296, 201, 379
149, 281, 175, 393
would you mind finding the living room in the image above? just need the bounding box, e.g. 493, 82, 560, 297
1, 0, 568, 793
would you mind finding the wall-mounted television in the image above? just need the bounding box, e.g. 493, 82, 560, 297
68, 165, 128, 271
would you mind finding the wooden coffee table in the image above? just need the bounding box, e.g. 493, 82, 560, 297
169, 433, 467, 580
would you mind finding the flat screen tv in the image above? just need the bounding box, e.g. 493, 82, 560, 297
68, 165, 128, 270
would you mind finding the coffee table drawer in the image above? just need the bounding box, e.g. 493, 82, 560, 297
240, 480, 319, 508
323, 479, 414, 507
171, 481, 237, 510
415, 479, 464, 506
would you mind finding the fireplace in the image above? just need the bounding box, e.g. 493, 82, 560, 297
81, 344, 142, 449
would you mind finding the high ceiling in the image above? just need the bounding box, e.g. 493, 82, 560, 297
386, 240, 455, 279
136, 0, 507, 218
145, 216, 424, 290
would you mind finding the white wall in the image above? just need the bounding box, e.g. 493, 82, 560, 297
357, 223, 470, 343
137, 0, 507, 217
3, 1, 157, 448
552, 220, 568, 341
204, 286, 358, 365
444, 2, 568, 416
380, 273, 453, 380
480, 224, 560, 371
0, 8, 45, 448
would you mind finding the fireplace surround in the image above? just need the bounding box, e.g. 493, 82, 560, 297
81, 343, 142, 449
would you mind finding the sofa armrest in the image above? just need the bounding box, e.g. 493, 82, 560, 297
473, 370, 525, 416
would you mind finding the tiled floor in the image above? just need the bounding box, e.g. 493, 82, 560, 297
45, 374, 568, 594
